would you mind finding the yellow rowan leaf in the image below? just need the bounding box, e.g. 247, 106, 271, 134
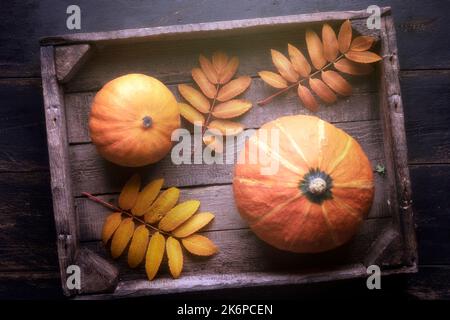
101, 212, 122, 245
217, 76, 251, 102
212, 51, 229, 75
212, 99, 252, 119
118, 174, 140, 210
178, 84, 210, 113
203, 134, 224, 154
110, 218, 135, 259
145, 232, 165, 280
321, 70, 352, 96
219, 56, 239, 84
131, 178, 164, 216
309, 78, 337, 104
297, 84, 319, 112
306, 29, 327, 70
172, 212, 215, 238
144, 187, 180, 224
334, 58, 374, 75
181, 234, 218, 256
338, 20, 352, 53
350, 36, 375, 51
127, 225, 149, 268
345, 50, 382, 64
192, 68, 217, 99
208, 120, 244, 136
258, 71, 288, 89
179, 102, 205, 127
271, 49, 299, 83
199, 55, 219, 84
166, 237, 183, 279
287, 44, 311, 78
159, 200, 200, 232
322, 24, 339, 62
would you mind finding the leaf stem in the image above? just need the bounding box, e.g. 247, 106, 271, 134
82, 191, 171, 236
257, 54, 344, 106
202, 83, 221, 136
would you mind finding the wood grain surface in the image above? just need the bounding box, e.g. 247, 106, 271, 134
0, 0, 449, 299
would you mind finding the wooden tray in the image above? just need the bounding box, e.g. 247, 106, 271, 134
40, 7, 417, 299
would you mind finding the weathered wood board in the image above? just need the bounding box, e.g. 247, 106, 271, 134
40, 7, 417, 298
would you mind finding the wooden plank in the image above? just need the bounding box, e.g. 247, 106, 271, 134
0, 171, 58, 271
55, 44, 92, 83
380, 15, 416, 266
65, 79, 378, 144
0, 79, 48, 172
76, 171, 390, 242
41, 8, 388, 45
77, 264, 367, 299
401, 70, 450, 164
4, 2, 450, 78
82, 217, 391, 280
40, 46, 78, 296
63, 21, 378, 93
410, 164, 450, 265
69, 119, 386, 195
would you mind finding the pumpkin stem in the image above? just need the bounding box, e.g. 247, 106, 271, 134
308, 177, 327, 195
142, 116, 153, 128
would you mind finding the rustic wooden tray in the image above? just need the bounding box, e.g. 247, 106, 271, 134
40, 7, 417, 299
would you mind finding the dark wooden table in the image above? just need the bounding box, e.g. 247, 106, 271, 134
1, 0, 449, 299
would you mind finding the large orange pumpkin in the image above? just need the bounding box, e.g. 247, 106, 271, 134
233, 115, 374, 253
89, 74, 180, 167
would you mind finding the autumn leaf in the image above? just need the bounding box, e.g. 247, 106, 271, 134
309, 78, 337, 104
166, 237, 183, 279
271, 49, 299, 83
192, 68, 217, 99
144, 187, 180, 224
321, 70, 352, 96
118, 174, 140, 210
179, 102, 205, 126
288, 44, 311, 78
110, 218, 135, 259
306, 29, 327, 70
338, 20, 352, 53
145, 232, 165, 280
297, 84, 319, 112
212, 99, 252, 119
217, 76, 251, 102
131, 178, 164, 216
172, 212, 215, 238
101, 212, 122, 245
208, 119, 244, 136
127, 225, 149, 268
199, 55, 219, 84
334, 58, 374, 75
259, 71, 288, 88
258, 19, 380, 111
159, 200, 200, 232
350, 36, 375, 51
219, 56, 239, 84
345, 50, 382, 64
178, 84, 210, 113
322, 24, 339, 62
182, 234, 218, 256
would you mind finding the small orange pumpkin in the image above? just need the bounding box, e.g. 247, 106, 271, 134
233, 115, 374, 253
89, 74, 180, 167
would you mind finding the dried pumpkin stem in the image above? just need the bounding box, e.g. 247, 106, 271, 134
82, 191, 172, 237
257, 54, 345, 106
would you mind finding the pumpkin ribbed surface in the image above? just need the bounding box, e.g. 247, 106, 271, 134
89, 74, 180, 167
233, 115, 374, 253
